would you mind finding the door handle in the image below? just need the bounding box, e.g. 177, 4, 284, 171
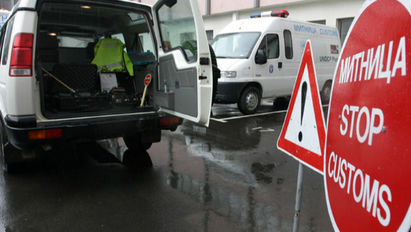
278, 62, 283, 69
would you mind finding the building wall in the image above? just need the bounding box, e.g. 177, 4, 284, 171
211, 0, 254, 14
1, 0, 360, 43
131, 0, 363, 43
203, 0, 364, 36
260, 0, 302, 7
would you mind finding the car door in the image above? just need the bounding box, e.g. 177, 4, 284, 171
278, 29, 299, 96
152, 0, 213, 126
253, 33, 283, 97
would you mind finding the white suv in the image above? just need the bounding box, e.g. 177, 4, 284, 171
0, 0, 214, 172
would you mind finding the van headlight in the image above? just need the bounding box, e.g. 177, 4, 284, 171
221, 71, 237, 78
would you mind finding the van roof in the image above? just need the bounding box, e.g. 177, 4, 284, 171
218, 17, 339, 38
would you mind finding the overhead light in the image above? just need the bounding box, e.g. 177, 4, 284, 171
48, 32, 56, 36
80, 5, 91, 9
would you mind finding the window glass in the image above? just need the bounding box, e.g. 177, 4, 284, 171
258, 34, 279, 59
128, 12, 144, 22
284, 30, 293, 59
206, 30, 213, 43
139, 32, 155, 54
309, 20, 326, 25
0, 25, 6, 57
58, 36, 94, 48
111, 33, 125, 44
212, 32, 260, 59
2, 17, 14, 65
337, 17, 354, 44
0, 12, 9, 28
157, 0, 197, 62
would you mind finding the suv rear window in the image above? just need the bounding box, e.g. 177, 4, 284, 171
58, 36, 94, 48
37, 2, 156, 66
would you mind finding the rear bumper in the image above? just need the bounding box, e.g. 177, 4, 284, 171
215, 82, 248, 104
4, 113, 181, 150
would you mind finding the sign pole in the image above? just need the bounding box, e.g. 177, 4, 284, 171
292, 162, 304, 232
276, 41, 326, 231
140, 74, 152, 107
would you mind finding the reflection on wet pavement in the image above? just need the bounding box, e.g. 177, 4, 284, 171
0, 108, 332, 232
251, 163, 276, 184
150, 111, 332, 231
0, 172, 7, 232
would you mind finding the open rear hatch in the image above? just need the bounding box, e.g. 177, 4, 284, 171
36, 1, 157, 119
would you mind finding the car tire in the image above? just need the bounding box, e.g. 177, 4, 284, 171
123, 134, 152, 151
238, 86, 261, 115
321, 80, 332, 104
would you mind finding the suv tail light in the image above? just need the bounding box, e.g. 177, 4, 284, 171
28, 129, 63, 140
10, 33, 34, 77
160, 117, 182, 127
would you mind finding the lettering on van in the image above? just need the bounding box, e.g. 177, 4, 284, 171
320, 56, 338, 63
320, 28, 338, 37
294, 24, 317, 34
338, 36, 406, 84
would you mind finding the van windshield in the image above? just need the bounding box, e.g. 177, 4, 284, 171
212, 32, 260, 59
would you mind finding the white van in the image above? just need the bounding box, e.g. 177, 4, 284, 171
0, 0, 214, 172
212, 10, 340, 114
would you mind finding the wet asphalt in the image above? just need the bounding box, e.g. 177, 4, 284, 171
0, 103, 333, 232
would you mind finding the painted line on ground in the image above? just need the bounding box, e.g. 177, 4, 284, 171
221, 110, 288, 121
260, 128, 275, 132
210, 110, 287, 123
210, 117, 228, 123
210, 105, 328, 123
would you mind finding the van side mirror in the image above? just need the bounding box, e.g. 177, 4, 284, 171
255, 49, 267, 65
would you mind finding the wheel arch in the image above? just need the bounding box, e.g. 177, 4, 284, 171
237, 82, 263, 114
240, 82, 262, 99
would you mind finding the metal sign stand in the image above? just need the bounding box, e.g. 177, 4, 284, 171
292, 163, 304, 232
276, 41, 326, 232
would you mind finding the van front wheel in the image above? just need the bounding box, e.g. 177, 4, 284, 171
238, 86, 261, 115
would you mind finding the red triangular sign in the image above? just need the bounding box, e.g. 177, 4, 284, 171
277, 40, 326, 174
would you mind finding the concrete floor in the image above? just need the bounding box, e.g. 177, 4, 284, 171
0, 104, 333, 232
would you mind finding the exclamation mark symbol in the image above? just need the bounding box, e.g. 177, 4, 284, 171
298, 82, 307, 142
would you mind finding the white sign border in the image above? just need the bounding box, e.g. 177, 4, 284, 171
323, 0, 411, 231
